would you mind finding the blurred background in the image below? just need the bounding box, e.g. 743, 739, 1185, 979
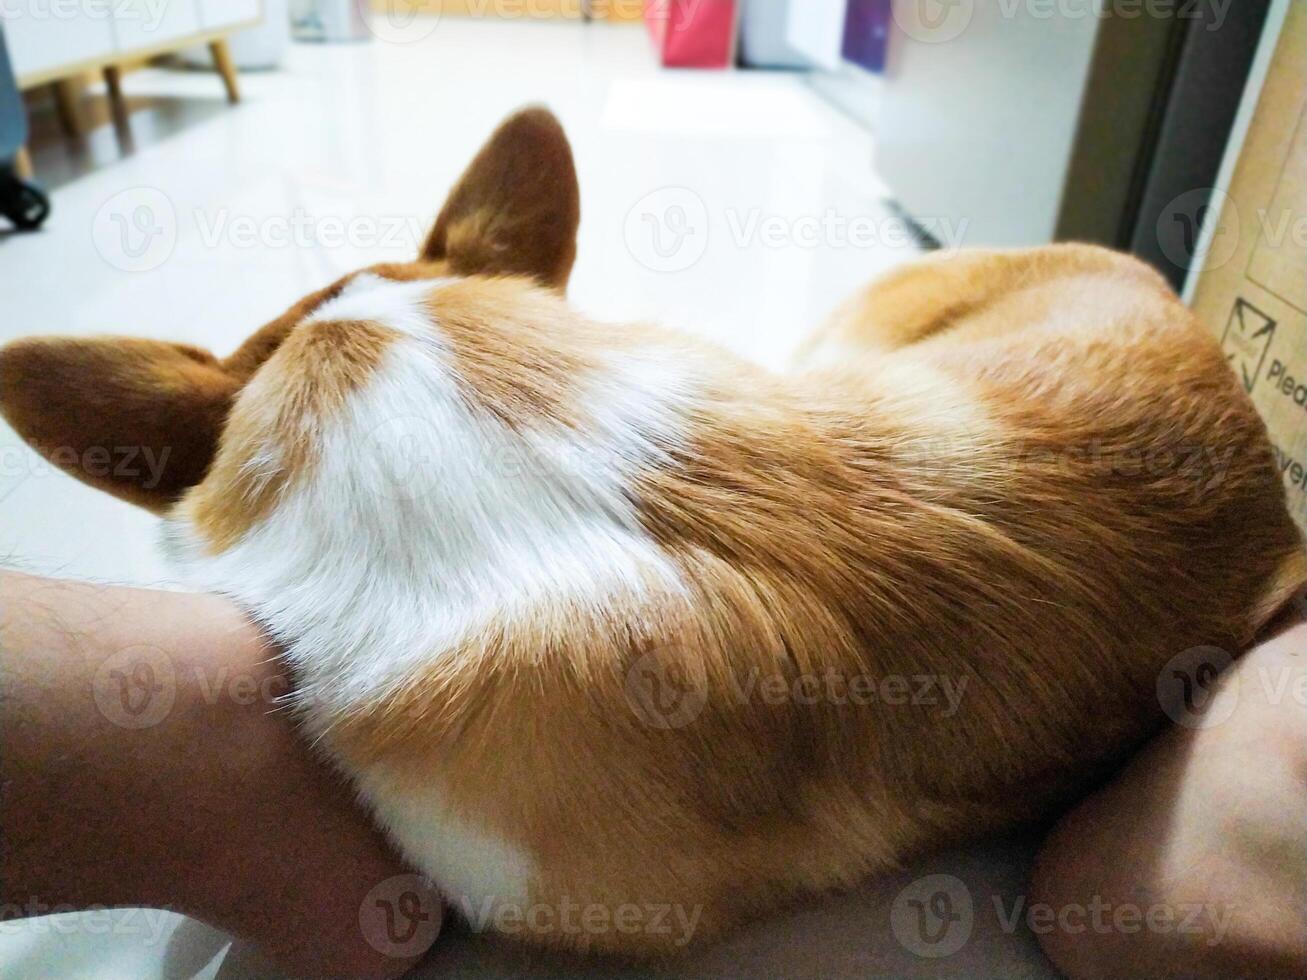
0, 1, 1301, 977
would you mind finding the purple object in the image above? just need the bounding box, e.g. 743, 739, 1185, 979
842, 0, 891, 72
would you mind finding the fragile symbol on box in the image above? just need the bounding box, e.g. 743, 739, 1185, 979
1221, 297, 1277, 393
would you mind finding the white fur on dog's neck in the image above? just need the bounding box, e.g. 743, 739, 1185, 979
163, 275, 691, 716
161, 274, 696, 910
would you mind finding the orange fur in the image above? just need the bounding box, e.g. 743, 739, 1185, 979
0, 108, 1301, 956
185, 319, 396, 553
311, 255, 1304, 952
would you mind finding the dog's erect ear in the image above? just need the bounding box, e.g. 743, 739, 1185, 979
422, 106, 580, 291
0, 337, 239, 512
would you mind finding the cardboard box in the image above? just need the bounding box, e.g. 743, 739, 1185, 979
1192, 2, 1307, 529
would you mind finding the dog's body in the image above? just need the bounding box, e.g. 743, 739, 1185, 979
2, 109, 1302, 954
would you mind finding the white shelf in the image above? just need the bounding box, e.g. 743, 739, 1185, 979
2, 0, 262, 87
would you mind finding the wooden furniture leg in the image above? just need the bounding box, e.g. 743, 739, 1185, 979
103, 64, 130, 131
14, 145, 33, 181
208, 39, 240, 104
52, 78, 84, 138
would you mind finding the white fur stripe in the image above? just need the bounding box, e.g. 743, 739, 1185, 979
308, 272, 453, 340
163, 276, 695, 913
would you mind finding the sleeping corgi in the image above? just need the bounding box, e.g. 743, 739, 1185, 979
1, 107, 1302, 955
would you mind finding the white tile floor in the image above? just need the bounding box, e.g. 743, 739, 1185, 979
0, 18, 1056, 979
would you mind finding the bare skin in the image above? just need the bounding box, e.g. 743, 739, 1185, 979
1032, 615, 1307, 979
0, 569, 442, 979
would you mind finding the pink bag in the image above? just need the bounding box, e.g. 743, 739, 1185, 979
645, 0, 739, 69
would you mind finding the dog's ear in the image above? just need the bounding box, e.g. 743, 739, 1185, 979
421, 106, 580, 291
0, 337, 239, 512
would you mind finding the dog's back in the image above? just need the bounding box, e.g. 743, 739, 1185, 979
784, 244, 1304, 822
246, 246, 1301, 952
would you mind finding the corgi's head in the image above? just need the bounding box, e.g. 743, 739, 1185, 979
0, 107, 581, 515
